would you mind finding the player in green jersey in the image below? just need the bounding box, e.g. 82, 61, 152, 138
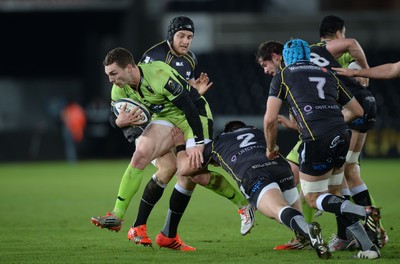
92, 47, 253, 250
127, 16, 253, 247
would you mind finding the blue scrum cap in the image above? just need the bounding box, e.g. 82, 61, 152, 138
282, 39, 311, 66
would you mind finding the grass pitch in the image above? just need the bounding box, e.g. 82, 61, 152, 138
0, 159, 399, 263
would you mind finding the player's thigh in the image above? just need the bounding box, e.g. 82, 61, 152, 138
245, 166, 296, 209
136, 122, 174, 159
300, 170, 332, 206
257, 184, 289, 220
288, 161, 300, 185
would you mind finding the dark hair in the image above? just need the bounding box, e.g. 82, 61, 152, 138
103, 47, 135, 68
255, 40, 284, 62
224, 120, 247, 133
319, 15, 345, 38
167, 16, 195, 43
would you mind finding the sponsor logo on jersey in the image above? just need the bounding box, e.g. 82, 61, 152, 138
365, 96, 376, 103
315, 104, 340, 110
304, 105, 313, 112
329, 135, 344, 148
165, 78, 183, 96
237, 145, 265, 155
251, 180, 263, 193
148, 104, 164, 113
251, 161, 278, 169
231, 155, 237, 164
312, 163, 328, 171
351, 117, 365, 126
176, 62, 184, 66
279, 174, 294, 184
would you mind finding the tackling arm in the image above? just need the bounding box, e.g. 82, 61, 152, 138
171, 127, 204, 176
333, 61, 400, 79
171, 91, 204, 145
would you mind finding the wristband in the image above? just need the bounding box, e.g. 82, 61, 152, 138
195, 140, 204, 145
176, 144, 186, 153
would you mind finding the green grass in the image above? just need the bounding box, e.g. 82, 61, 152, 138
0, 159, 399, 263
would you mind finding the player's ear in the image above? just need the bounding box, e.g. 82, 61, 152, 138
126, 63, 134, 71
334, 30, 341, 39
271, 53, 280, 63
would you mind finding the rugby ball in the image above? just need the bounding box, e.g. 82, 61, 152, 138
348, 61, 362, 70
348, 61, 368, 86
113, 98, 151, 125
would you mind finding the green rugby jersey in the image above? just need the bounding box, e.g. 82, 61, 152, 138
112, 61, 197, 113
111, 60, 209, 144
337, 52, 354, 68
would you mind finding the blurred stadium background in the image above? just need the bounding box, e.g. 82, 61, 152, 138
1, 0, 399, 162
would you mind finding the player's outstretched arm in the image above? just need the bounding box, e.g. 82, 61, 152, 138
333, 61, 400, 79
171, 127, 201, 175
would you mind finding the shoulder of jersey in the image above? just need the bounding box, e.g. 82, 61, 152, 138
140, 41, 169, 63
186, 50, 197, 63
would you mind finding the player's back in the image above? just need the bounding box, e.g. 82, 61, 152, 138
211, 126, 288, 178
273, 61, 350, 140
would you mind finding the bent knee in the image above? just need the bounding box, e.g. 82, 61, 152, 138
177, 176, 197, 190
190, 173, 211, 186
304, 193, 320, 208
158, 163, 177, 178
131, 153, 151, 169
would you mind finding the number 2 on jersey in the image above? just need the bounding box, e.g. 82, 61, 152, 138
237, 133, 256, 148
